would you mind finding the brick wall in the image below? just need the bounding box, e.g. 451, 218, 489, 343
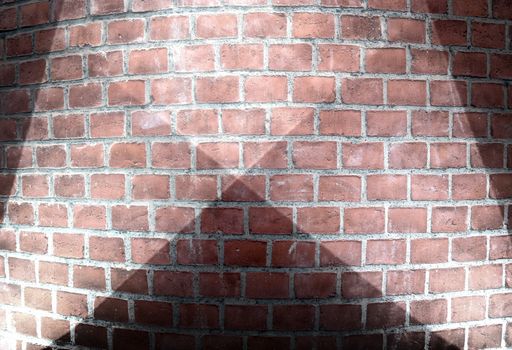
0, 0, 511, 349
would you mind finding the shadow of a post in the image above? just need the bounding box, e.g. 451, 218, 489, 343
0, 0, 510, 349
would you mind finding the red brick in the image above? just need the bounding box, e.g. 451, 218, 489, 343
152, 142, 191, 169
221, 175, 266, 201
225, 305, 266, 330
129, 48, 168, 74
367, 110, 406, 136
246, 272, 289, 298
410, 299, 447, 324
297, 207, 340, 234
221, 44, 263, 70
9, 258, 35, 282
366, 239, 406, 265
176, 175, 216, 200
150, 16, 189, 40
471, 205, 504, 230
71, 144, 104, 168
468, 325, 502, 350
88, 51, 123, 77
472, 22, 506, 49
411, 238, 448, 263
320, 240, 361, 266
452, 296, 486, 322
342, 78, 383, 105
342, 142, 384, 169
89, 236, 125, 262
91, 0, 125, 14
54, 175, 84, 198
453, 0, 487, 16
492, 114, 512, 139
94, 297, 128, 322
39, 203, 67, 227
341, 16, 381, 40
244, 13, 287, 38
108, 80, 146, 106
367, 302, 406, 329
201, 208, 243, 234
388, 80, 426, 106
273, 305, 315, 331
223, 109, 265, 135
91, 174, 125, 199
176, 109, 217, 135
111, 268, 148, 294
7, 146, 32, 169
320, 304, 362, 331
0, 8, 16, 31
54, 0, 86, 20
294, 273, 336, 299
39, 261, 67, 285
472, 82, 505, 108
293, 141, 337, 169
75, 324, 107, 349
431, 20, 467, 45
69, 83, 102, 108
34, 87, 64, 112
199, 272, 240, 297
245, 76, 287, 102
270, 175, 314, 202
432, 206, 468, 233
293, 77, 335, 103
135, 300, 173, 326
53, 114, 84, 139
388, 18, 425, 43
269, 44, 311, 71
107, 19, 144, 44
196, 14, 237, 38
155, 207, 195, 233
177, 239, 218, 265
272, 240, 315, 268
20, 1, 49, 27
452, 174, 486, 200
73, 266, 105, 290
34, 28, 65, 53
367, 175, 406, 200
271, 107, 314, 135
429, 267, 465, 293
174, 45, 214, 72
19, 59, 47, 85
110, 143, 146, 168
386, 270, 425, 295
244, 141, 287, 169
411, 175, 448, 200
196, 76, 239, 103
20, 231, 47, 254
51, 55, 82, 81
197, 142, 239, 169
470, 264, 503, 289
69, 23, 102, 47
318, 175, 361, 201
452, 236, 486, 262
131, 238, 170, 264
342, 271, 382, 298
132, 175, 170, 200
366, 48, 406, 73
6, 34, 33, 57
388, 208, 427, 233
411, 49, 449, 74
111, 205, 149, 231
292, 13, 334, 38
73, 205, 106, 230
224, 240, 266, 266
53, 233, 84, 258
132, 0, 173, 11
249, 207, 292, 234
344, 207, 385, 234
318, 44, 360, 72
494, 0, 512, 19
430, 142, 467, 168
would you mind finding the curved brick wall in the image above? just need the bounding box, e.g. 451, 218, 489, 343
0, 0, 511, 349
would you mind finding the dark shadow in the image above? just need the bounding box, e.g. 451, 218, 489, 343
0, 0, 510, 349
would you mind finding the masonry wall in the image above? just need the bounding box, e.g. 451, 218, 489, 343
0, 0, 511, 349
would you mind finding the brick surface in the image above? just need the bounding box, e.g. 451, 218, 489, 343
0, 1, 510, 349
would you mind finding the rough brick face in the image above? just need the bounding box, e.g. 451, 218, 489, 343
0, 1, 511, 349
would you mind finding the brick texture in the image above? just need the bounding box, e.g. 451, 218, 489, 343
0, 0, 511, 349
